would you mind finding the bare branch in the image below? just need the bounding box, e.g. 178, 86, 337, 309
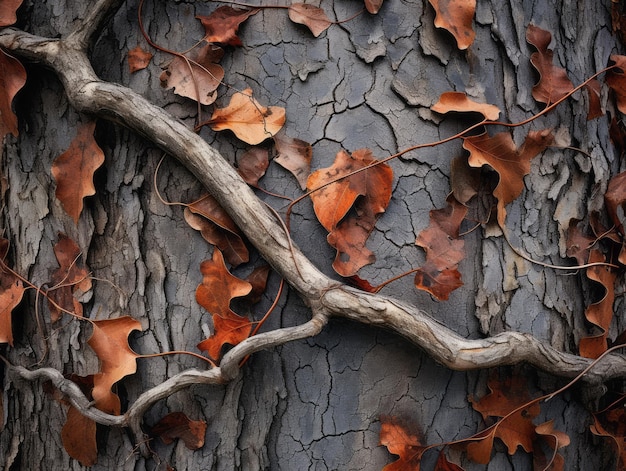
66, 0, 126, 50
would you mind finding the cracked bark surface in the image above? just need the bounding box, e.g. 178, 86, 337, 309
0, 0, 623, 469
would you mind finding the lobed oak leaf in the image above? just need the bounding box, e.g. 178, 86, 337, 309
307, 148, 393, 277
431, 91, 500, 121
160, 41, 224, 105
288, 4, 332, 37
0, 0, 22, 26
379, 417, 426, 471
273, 132, 312, 190
48, 233, 91, 322
0, 49, 26, 140
428, 0, 476, 50
184, 193, 249, 267
0, 238, 25, 345
51, 121, 105, 224
196, 249, 253, 361
197, 7, 259, 46
463, 129, 553, 226
128, 45, 152, 73
365, 0, 383, 14
206, 88, 285, 145
606, 55, 626, 114
526, 25, 574, 106
88, 316, 142, 415
151, 412, 207, 450
237, 147, 269, 187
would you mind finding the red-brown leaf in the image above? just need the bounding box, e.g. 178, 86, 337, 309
62, 406, 97, 466
51, 121, 105, 224
0, 49, 26, 140
151, 412, 207, 450
128, 45, 152, 73
273, 132, 312, 190
591, 408, 626, 470
379, 417, 425, 471
160, 42, 224, 105
197, 7, 259, 46
431, 91, 500, 121
288, 4, 332, 37
238, 147, 269, 187
450, 155, 481, 205
533, 420, 570, 471
364, 0, 384, 14
243, 264, 270, 305
428, 0, 476, 50
0, 238, 24, 346
606, 55, 626, 114
88, 316, 142, 415
435, 452, 465, 470
526, 25, 574, 106
565, 219, 594, 266
606, 171, 626, 235
0, 0, 22, 27
207, 88, 285, 145
307, 148, 393, 276
196, 249, 253, 360
585, 79, 603, 120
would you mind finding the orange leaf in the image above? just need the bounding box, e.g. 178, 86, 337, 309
51, 121, 105, 224
237, 147, 269, 187
307, 148, 393, 277
273, 133, 312, 190
0, 0, 22, 27
128, 45, 152, 73
0, 49, 26, 140
151, 412, 207, 450
450, 155, 481, 205
607, 55, 626, 114
196, 249, 252, 361
526, 25, 574, 106
533, 420, 570, 471
62, 405, 97, 466
591, 408, 626, 470
0, 238, 24, 346
463, 129, 553, 226
207, 88, 285, 145
288, 4, 332, 37
428, 0, 476, 50
435, 452, 465, 470
364, 0, 383, 14
183, 193, 249, 267
197, 7, 259, 46
159, 42, 224, 106
88, 316, 142, 415
431, 92, 500, 121
379, 417, 426, 471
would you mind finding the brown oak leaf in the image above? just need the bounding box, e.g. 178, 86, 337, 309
197, 7, 259, 46
0, 237, 25, 345
288, 4, 332, 37
151, 412, 207, 450
307, 148, 393, 277
128, 45, 152, 73
585, 79, 603, 120
379, 417, 426, 471
591, 407, 626, 470
237, 147, 269, 187
0, 49, 26, 140
0, 0, 22, 27
533, 420, 570, 471
607, 55, 626, 114
273, 132, 312, 190
431, 91, 500, 121
428, 0, 476, 50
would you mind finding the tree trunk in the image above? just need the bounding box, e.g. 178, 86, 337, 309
0, 0, 622, 469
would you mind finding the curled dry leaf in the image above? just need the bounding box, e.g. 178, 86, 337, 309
428, 0, 476, 50
0, 0, 22, 27
196, 249, 253, 361
591, 407, 626, 469
0, 237, 25, 346
431, 91, 500, 121
128, 45, 152, 73
533, 420, 570, 471
379, 416, 425, 470
585, 79, 603, 120
365, 0, 383, 14
88, 316, 142, 415
273, 132, 312, 190
237, 147, 269, 187
607, 55, 626, 114
307, 148, 393, 277
197, 6, 259, 46
288, 4, 332, 37
151, 412, 207, 450
0, 49, 26, 140
606, 170, 626, 235
51, 120, 105, 224
62, 406, 97, 466
160, 41, 224, 106
526, 24, 574, 106
206, 88, 285, 145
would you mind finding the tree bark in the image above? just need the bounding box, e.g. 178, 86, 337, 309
0, 0, 622, 469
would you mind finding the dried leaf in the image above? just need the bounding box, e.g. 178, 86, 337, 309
197, 7, 259, 46
364, 0, 383, 14
128, 45, 152, 73
431, 92, 500, 121
51, 121, 105, 224
0, 0, 22, 27
428, 0, 476, 50
184, 193, 249, 267
0, 49, 26, 140
62, 406, 97, 466
207, 88, 285, 145
288, 4, 332, 37
565, 219, 594, 266
606, 55, 626, 114
0, 238, 24, 345
533, 420, 570, 471
243, 264, 270, 305
237, 147, 269, 187
196, 249, 253, 361
151, 412, 207, 450
591, 408, 626, 469
307, 148, 393, 277
585, 79, 603, 120
88, 316, 142, 415
160, 42, 224, 105
379, 417, 425, 471
606, 171, 626, 235
273, 132, 312, 190
435, 452, 465, 470
526, 25, 574, 106
450, 155, 481, 204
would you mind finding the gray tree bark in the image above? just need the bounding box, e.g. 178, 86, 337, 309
0, 0, 622, 470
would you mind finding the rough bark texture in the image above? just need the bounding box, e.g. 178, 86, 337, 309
0, 0, 623, 470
